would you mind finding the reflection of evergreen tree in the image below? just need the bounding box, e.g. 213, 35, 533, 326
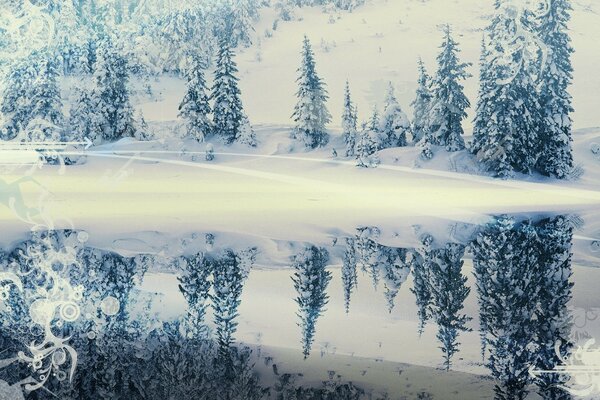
472, 217, 541, 400
411, 241, 431, 336
535, 216, 574, 399
354, 227, 381, 289
341, 238, 358, 314
178, 252, 212, 339
211, 250, 245, 355
380, 247, 411, 313
291, 246, 331, 358
425, 241, 471, 370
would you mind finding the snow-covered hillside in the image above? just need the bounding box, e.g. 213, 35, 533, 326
136, 0, 600, 132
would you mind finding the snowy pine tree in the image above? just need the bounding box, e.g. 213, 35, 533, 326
409, 249, 430, 336
472, 217, 541, 399
380, 248, 411, 313
291, 246, 331, 358
341, 237, 358, 314
237, 113, 257, 147
411, 58, 433, 144
535, 0, 574, 179
69, 83, 99, 143
179, 53, 212, 142
471, 1, 542, 178
24, 54, 64, 143
426, 242, 471, 370
211, 38, 245, 144
231, 0, 259, 48
292, 36, 331, 148
93, 39, 136, 141
178, 252, 212, 339
368, 106, 380, 134
355, 123, 378, 168
1, 52, 64, 142
535, 216, 574, 399
426, 25, 471, 152
378, 82, 410, 149
211, 250, 245, 354
341, 80, 358, 157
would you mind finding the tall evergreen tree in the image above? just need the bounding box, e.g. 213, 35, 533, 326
25, 54, 64, 142
211, 250, 245, 354
292, 36, 331, 148
380, 248, 411, 313
411, 58, 433, 144
93, 39, 136, 141
231, 0, 258, 48
535, 0, 574, 179
426, 25, 471, 152
179, 53, 212, 142
410, 249, 431, 336
178, 252, 212, 339
472, 217, 541, 399
355, 123, 378, 168
471, 1, 541, 178
1, 58, 34, 139
211, 38, 245, 144
368, 106, 380, 134
378, 83, 410, 149
69, 84, 97, 143
426, 241, 471, 370
341, 80, 358, 157
1, 52, 64, 142
291, 246, 331, 358
341, 237, 358, 314
535, 216, 574, 399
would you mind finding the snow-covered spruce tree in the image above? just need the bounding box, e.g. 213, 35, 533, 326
411, 58, 433, 144
470, 1, 541, 178
535, 0, 574, 179
534, 215, 574, 399
291, 246, 331, 358
292, 36, 331, 148
472, 217, 541, 400
1, 58, 35, 139
426, 25, 471, 152
237, 113, 257, 147
231, 0, 259, 48
368, 106, 380, 135
179, 53, 213, 142
379, 83, 410, 149
409, 249, 430, 336
426, 242, 471, 370
211, 250, 246, 355
67, 83, 102, 143
355, 123, 378, 168
24, 54, 64, 143
153, 8, 206, 74
211, 37, 245, 144
1, 52, 64, 142
178, 252, 213, 339
93, 38, 136, 141
134, 110, 153, 141
341, 80, 358, 157
341, 237, 358, 314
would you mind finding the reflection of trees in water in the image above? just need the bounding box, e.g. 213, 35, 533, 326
473, 215, 574, 400
347, 227, 470, 370
419, 236, 471, 371
0, 218, 577, 398
291, 246, 331, 359
347, 227, 412, 313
